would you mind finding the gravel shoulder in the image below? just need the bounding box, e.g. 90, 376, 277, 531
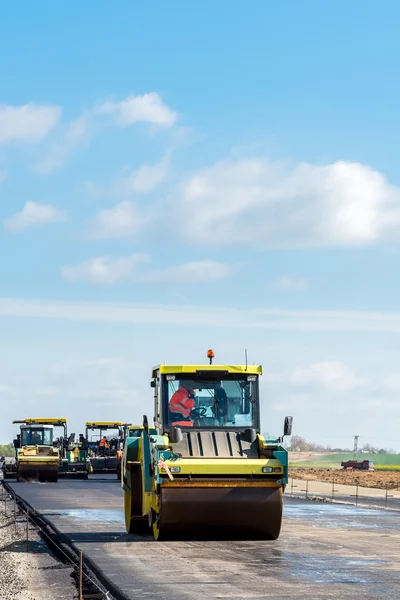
0, 492, 76, 600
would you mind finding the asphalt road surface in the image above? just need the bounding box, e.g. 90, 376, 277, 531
7, 474, 400, 600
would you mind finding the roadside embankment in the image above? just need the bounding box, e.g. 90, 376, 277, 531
0, 486, 76, 600
289, 467, 400, 489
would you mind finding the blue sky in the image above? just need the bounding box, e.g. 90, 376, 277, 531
1, 1, 400, 450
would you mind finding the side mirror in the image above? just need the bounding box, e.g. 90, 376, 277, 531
143, 415, 149, 436
13, 438, 20, 449
169, 426, 183, 444
150, 380, 156, 388
283, 416, 293, 437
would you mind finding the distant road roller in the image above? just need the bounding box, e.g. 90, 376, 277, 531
13, 418, 90, 481
122, 351, 293, 540
12, 418, 65, 482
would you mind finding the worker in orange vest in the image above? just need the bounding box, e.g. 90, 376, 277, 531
99, 436, 108, 448
169, 381, 196, 427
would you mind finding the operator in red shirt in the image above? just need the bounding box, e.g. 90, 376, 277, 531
169, 381, 196, 427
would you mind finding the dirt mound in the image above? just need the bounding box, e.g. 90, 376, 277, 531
289, 467, 400, 490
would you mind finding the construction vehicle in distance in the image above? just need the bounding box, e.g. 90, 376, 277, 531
0, 457, 17, 479
341, 459, 374, 471
12, 419, 65, 482
86, 422, 126, 473
12, 418, 90, 482
58, 433, 91, 479
122, 350, 293, 541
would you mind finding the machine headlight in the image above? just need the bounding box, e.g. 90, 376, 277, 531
273, 467, 282, 473
262, 467, 273, 473
161, 465, 181, 473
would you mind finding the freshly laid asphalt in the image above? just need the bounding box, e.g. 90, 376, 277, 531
7, 474, 400, 600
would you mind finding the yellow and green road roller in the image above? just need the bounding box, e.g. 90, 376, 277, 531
122, 350, 293, 540
13, 418, 90, 481
12, 418, 65, 482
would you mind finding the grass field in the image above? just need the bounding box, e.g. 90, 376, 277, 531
289, 452, 400, 470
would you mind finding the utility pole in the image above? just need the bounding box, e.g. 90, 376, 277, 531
353, 435, 359, 461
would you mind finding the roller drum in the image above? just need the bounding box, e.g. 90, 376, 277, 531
17, 463, 59, 483
157, 485, 282, 540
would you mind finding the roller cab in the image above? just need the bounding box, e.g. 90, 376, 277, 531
122, 352, 293, 540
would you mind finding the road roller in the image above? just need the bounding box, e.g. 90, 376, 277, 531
12, 418, 65, 482
13, 418, 90, 481
122, 351, 293, 540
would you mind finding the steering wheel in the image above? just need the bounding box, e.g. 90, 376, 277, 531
190, 407, 208, 419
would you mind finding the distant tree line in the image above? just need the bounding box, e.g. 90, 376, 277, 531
285, 435, 398, 454
0, 443, 14, 457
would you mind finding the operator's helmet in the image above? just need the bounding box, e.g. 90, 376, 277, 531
181, 380, 196, 394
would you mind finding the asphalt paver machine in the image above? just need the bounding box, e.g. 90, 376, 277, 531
86, 422, 126, 473
58, 432, 91, 479
122, 350, 293, 540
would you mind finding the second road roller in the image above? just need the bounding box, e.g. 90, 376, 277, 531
122, 350, 293, 540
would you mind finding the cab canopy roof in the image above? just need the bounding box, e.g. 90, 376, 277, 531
152, 364, 262, 378
86, 422, 124, 429
13, 418, 67, 426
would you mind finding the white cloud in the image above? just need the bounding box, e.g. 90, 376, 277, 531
63, 256, 231, 285
0, 103, 61, 145
144, 260, 232, 282
177, 157, 400, 248
270, 276, 308, 292
381, 373, 400, 392
96, 92, 177, 127
3, 300, 400, 334
62, 253, 149, 285
88, 201, 151, 239
291, 361, 367, 392
34, 114, 91, 174
4, 201, 67, 232
33, 91, 176, 173
0, 384, 16, 396
119, 155, 169, 194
